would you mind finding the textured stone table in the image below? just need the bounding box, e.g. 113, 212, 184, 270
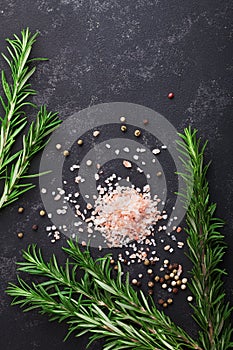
0, 1, 232, 349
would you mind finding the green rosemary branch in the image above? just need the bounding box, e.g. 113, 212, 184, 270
0, 29, 61, 208
6, 128, 232, 349
6, 242, 201, 350
0, 28, 44, 175
177, 127, 233, 350
0, 106, 61, 208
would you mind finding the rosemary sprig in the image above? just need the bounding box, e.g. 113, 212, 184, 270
6, 128, 232, 349
0, 106, 61, 208
177, 127, 233, 350
0, 29, 61, 208
7, 242, 201, 350
0, 28, 43, 175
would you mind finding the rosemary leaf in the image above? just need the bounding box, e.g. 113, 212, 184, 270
177, 127, 233, 350
0, 28, 38, 175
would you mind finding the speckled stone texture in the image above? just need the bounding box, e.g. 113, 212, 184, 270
0, 1, 232, 349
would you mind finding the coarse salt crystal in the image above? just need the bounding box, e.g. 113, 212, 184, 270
123, 160, 132, 168
152, 149, 160, 155
93, 130, 100, 137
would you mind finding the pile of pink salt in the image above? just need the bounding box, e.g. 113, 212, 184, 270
91, 185, 161, 247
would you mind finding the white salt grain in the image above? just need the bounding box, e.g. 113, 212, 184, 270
152, 149, 160, 155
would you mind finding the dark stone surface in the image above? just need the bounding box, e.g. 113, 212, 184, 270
0, 1, 232, 349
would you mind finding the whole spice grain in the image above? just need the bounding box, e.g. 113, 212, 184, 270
144, 259, 150, 266
187, 296, 193, 302
77, 139, 83, 146
134, 129, 141, 137
18, 207, 24, 213
168, 92, 174, 99
17, 232, 24, 239
63, 150, 69, 157
148, 281, 154, 288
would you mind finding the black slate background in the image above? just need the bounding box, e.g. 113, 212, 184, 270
0, 1, 232, 349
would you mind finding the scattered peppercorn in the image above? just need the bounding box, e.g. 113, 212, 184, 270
154, 275, 160, 282
39, 210, 46, 217
182, 278, 188, 284
181, 284, 187, 290
168, 92, 174, 99
172, 288, 178, 294
113, 265, 118, 271
18, 207, 24, 213
168, 264, 173, 271
163, 302, 168, 308
121, 125, 127, 132
164, 274, 170, 280
32, 224, 38, 231
176, 280, 182, 286
162, 283, 167, 289
63, 150, 70, 157
143, 119, 148, 125
136, 281, 142, 287
148, 289, 153, 295
167, 298, 173, 304
17, 232, 24, 239
148, 281, 154, 288
159, 277, 165, 283
147, 268, 153, 275
187, 296, 193, 302
144, 259, 150, 266
132, 279, 138, 285
77, 139, 83, 145
110, 259, 115, 265
134, 129, 141, 137
158, 299, 164, 305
